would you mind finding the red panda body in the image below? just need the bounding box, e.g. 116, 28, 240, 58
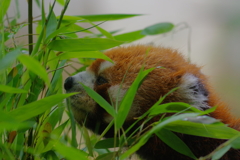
64, 45, 240, 159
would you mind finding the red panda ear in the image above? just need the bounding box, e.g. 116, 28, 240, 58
178, 73, 210, 110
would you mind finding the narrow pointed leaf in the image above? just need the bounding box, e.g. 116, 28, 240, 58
9, 93, 77, 122
48, 38, 124, 52
0, 0, 11, 22
74, 14, 142, 22
116, 68, 154, 129
18, 54, 50, 86
114, 30, 145, 42
58, 51, 113, 62
141, 22, 174, 35
120, 113, 199, 159
0, 48, 21, 72
53, 140, 89, 160
0, 84, 27, 93
156, 129, 197, 159
165, 120, 239, 139
81, 83, 116, 117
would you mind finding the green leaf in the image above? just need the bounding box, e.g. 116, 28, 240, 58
18, 54, 50, 86
0, 0, 11, 23
48, 38, 124, 52
0, 48, 21, 72
211, 145, 231, 160
149, 102, 202, 116
68, 14, 142, 22
80, 83, 116, 117
231, 136, 240, 149
46, 9, 58, 39
95, 138, 117, 149
57, 51, 113, 62
0, 111, 34, 133
120, 113, 199, 159
0, 84, 27, 93
46, 22, 91, 41
96, 152, 117, 160
66, 99, 78, 148
95, 26, 114, 39
81, 126, 94, 156
46, 60, 66, 96
165, 120, 239, 139
116, 68, 154, 129
56, 0, 65, 6
114, 30, 146, 42
0, 32, 11, 42
42, 120, 69, 153
26, 72, 45, 103
141, 22, 174, 35
53, 140, 89, 160
156, 129, 197, 159
9, 93, 77, 122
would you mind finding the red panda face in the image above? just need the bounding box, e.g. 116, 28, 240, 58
64, 45, 240, 160
64, 45, 210, 135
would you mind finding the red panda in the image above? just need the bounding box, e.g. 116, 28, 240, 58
64, 45, 240, 160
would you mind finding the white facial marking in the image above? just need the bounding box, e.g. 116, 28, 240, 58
103, 85, 127, 123
105, 85, 138, 123
108, 85, 127, 106
178, 73, 210, 110
72, 70, 95, 89
68, 70, 96, 114
104, 114, 114, 123
98, 61, 115, 74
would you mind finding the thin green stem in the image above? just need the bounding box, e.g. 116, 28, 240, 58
28, 0, 33, 55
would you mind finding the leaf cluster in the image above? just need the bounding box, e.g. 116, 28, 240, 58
0, 1, 239, 160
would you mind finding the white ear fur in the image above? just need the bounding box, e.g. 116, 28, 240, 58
178, 73, 210, 110
98, 61, 115, 74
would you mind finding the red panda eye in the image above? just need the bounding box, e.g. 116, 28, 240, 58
96, 76, 108, 85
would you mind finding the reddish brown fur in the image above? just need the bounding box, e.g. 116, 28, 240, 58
90, 45, 240, 128
73, 45, 240, 159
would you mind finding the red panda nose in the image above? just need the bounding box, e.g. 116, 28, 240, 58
64, 77, 73, 91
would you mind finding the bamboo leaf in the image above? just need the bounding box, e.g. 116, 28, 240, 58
141, 22, 174, 35
114, 30, 145, 42
48, 38, 124, 52
0, 0, 11, 23
0, 84, 27, 93
0, 111, 34, 133
42, 120, 69, 153
116, 68, 154, 129
18, 54, 50, 86
53, 140, 89, 160
46, 9, 58, 38
58, 51, 113, 62
62, 14, 142, 22
212, 145, 231, 160
0, 48, 21, 72
120, 113, 199, 159
156, 129, 197, 159
9, 93, 77, 122
165, 120, 239, 139
148, 102, 202, 116
81, 83, 116, 117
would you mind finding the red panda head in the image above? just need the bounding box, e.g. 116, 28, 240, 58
64, 45, 213, 136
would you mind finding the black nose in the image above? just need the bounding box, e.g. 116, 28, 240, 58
64, 77, 73, 90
